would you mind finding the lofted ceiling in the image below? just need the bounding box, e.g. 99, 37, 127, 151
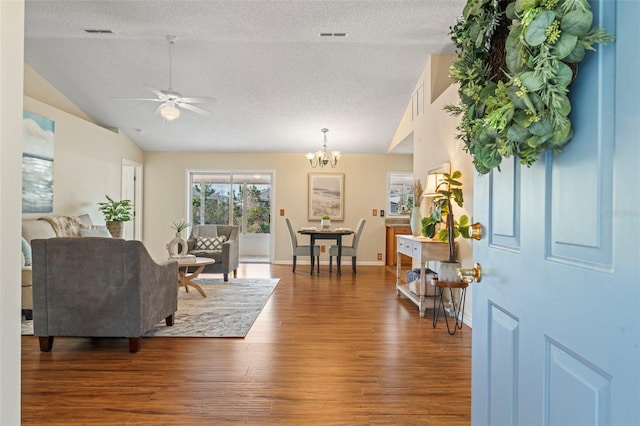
24, 0, 465, 154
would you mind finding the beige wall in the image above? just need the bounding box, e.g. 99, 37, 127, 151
21, 94, 144, 223
143, 152, 412, 263
1, 1, 25, 423
391, 54, 475, 325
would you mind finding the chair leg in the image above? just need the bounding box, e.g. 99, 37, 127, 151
292, 256, 297, 272
233, 269, 238, 278
129, 337, 142, 353
329, 256, 333, 272
317, 256, 320, 273
223, 273, 228, 282
352, 256, 357, 273
165, 313, 175, 326
39, 336, 54, 352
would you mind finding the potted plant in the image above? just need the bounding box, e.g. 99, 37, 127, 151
98, 195, 133, 238
421, 170, 471, 263
321, 215, 331, 229
420, 170, 471, 315
170, 218, 190, 237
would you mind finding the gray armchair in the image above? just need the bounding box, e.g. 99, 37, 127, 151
187, 225, 239, 281
32, 237, 178, 353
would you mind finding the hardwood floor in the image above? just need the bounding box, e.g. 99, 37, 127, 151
21, 264, 471, 425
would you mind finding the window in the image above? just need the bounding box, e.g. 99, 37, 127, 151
388, 172, 413, 215
189, 172, 271, 234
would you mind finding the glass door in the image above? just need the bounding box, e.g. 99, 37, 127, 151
189, 171, 272, 262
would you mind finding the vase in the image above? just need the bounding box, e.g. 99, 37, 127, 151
432, 260, 462, 317
410, 208, 422, 236
321, 219, 331, 229
106, 221, 123, 238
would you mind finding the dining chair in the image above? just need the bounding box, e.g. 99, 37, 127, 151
285, 217, 320, 273
329, 218, 366, 273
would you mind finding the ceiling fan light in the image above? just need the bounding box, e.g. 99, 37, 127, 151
160, 104, 180, 121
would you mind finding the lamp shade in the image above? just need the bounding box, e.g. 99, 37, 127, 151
423, 173, 446, 197
160, 104, 180, 121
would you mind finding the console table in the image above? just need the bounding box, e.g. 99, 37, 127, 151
395, 235, 448, 317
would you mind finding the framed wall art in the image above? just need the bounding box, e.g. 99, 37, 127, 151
308, 173, 344, 221
22, 111, 55, 213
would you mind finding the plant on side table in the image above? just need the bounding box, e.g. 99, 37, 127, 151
420, 169, 472, 317
421, 170, 471, 263
98, 195, 133, 238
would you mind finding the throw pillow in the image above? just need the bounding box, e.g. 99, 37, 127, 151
21, 237, 32, 266
79, 227, 112, 238
195, 235, 227, 250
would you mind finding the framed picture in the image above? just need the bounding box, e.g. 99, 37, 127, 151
308, 173, 344, 220
23, 111, 55, 213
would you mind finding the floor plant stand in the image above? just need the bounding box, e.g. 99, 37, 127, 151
432, 279, 468, 335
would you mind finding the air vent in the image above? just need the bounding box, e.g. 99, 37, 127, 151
319, 32, 348, 38
84, 29, 116, 35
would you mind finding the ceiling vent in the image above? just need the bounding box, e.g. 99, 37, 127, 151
83, 29, 116, 35
319, 32, 348, 38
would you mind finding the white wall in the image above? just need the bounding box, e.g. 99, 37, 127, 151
21, 94, 144, 223
391, 55, 475, 325
143, 152, 412, 263
1, 1, 24, 423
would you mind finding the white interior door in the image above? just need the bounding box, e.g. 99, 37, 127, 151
472, 2, 639, 424
121, 160, 142, 240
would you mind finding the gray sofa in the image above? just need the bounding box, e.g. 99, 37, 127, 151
187, 225, 239, 281
21, 214, 95, 319
32, 237, 178, 353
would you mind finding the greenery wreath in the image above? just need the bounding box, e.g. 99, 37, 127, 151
446, 0, 613, 175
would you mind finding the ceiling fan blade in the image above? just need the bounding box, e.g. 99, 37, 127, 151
177, 102, 211, 116
144, 86, 168, 101
111, 97, 163, 102
178, 96, 217, 104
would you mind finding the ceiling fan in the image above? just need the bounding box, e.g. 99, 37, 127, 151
114, 35, 215, 121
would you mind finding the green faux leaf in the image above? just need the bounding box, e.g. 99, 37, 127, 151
564, 43, 586, 63
529, 116, 554, 137
556, 94, 572, 117
552, 33, 578, 59
554, 62, 574, 87
506, 26, 524, 73
515, 0, 537, 14
524, 11, 556, 47
506, 2, 517, 20
438, 228, 449, 242
513, 110, 532, 128
507, 86, 527, 109
526, 135, 544, 147
450, 170, 462, 179
458, 215, 470, 227
507, 123, 530, 143
520, 71, 545, 91
561, 10, 593, 37
549, 125, 573, 145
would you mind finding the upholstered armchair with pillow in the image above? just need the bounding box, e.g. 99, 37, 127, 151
31, 237, 178, 353
187, 225, 239, 281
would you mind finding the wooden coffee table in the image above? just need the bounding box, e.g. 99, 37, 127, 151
175, 257, 215, 297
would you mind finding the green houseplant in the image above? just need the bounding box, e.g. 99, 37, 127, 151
98, 195, 133, 238
421, 170, 471, 263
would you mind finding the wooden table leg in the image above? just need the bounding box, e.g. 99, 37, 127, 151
178, 264, 207, 297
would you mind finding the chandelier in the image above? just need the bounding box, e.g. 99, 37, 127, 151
306, 128, 340, 168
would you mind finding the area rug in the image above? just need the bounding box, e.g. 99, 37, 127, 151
21, 278, 280, 338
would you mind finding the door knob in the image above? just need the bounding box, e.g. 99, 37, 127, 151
457, 262, 482, 283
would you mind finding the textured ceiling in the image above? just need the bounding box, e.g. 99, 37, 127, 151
24, 0, 465, 154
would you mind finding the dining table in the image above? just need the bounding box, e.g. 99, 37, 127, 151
297, 228, 354, 275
